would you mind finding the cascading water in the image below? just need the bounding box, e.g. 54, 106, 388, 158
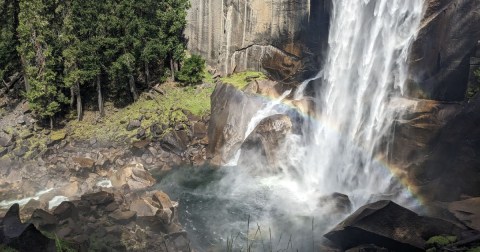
287, 0, 425, 207
159, 0, 425, 250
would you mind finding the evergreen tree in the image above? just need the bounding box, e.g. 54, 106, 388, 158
17, 0, 66, 128
0, 0, 20, 87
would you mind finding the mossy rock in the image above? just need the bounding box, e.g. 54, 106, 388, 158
426, 235, 457, 248
50, 131, 67, 141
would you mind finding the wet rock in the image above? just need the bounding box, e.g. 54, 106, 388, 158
109, 210, 137, 225
0, 204, 55, 252
409, 0, 480, 101
53, 201, 78, 220
130, 199, 158, 217
31, 209, 58, 231
207, 82, 265, 165
324, 200, 464, 251
239, 114, 292, 169
110, 163, 156, 190
152, 191, 174, 210
81, 191, 114, 206
346, 244, 389, 252
448, 197, 480, 231
318, 192, 353, 214
126, 120, 142, 131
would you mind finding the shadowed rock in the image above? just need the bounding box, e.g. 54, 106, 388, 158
0, 204, 55, 252
325, 201, 464, 252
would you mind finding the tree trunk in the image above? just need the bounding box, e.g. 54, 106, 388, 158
70, 86, 75, 108
97, 75, 104, 117
49, 117, 53, 129
76, 82, 83, 121
170, 58, 175, 81
129, 74, 139, 101
145, 61, 150, 87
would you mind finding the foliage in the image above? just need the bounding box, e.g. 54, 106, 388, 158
221, 71, 267, 90
425, 235, 457, 251
68, 82, 213, 142
4, 0, 192, 125
176, 55, 206, 85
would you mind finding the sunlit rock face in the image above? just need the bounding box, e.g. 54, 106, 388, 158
185, 0, 331, 84
408, 0, 480, 101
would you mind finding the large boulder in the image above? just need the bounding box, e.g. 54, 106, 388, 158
110, 163, 156, 190
207, 83, 264, 165
324, 201, 464, 251
408, 0, 480, 101
239, 114, 292, 169
0, 204, 55, 252
448, 197, 480, 231
185, 0, 331, 84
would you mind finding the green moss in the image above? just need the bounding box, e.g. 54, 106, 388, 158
50, 130, 67, 141
426, 235, 457, 248
221, 71, 266, 90
203, 69, 215, 84
467, 247, 480, 252
68, 82, 214, 142
0, 244, 19, 252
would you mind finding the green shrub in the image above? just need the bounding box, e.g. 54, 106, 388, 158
426, 235, 457, 249
177, 55, 205, 85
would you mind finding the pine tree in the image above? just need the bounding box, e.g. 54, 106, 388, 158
17, 0, 66, 128
0, 0, 21, 89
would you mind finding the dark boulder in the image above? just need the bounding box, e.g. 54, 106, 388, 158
160, 131, 188, 155
81, 191, 114, 206
0, 204, 55, 252
324, 200, 464, 251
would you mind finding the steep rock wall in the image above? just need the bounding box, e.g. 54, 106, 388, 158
409, 0, 480, 101
185, 0, 330, 84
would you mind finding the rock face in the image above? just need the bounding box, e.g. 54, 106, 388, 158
207, 82, 264, 165
324, 200, 464, 252
185, 0, 331, 83
408, 0, 480, 101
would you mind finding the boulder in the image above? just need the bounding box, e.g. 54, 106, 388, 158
129, 199, 158, 217
110, 163, 156, 190
108, 210, 137, 225
72, 157, 95, 169
81, 191, 114, 206
448, 197, 480, 231
0, 204, 55, 252
152, 191, 174, 210
53, 201, 78, 220
324, 201, 464, 251
239, 114, 292, 169
126, 120, 142, 131
160, 131, 188, 155
0, 135, 14, 147
30, 209, 58, 231
207, 83, 265, 165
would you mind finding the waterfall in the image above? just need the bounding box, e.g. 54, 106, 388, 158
283, 0, 425, 207
168, 1, 426, 249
